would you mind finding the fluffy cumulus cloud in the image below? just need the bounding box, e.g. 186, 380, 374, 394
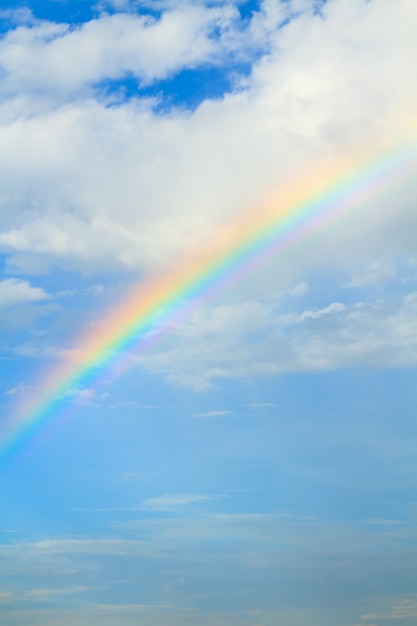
0, 0, 414, 391
0, 278, 49, 309
0, 0, 415, 278
0, 4, 241, 96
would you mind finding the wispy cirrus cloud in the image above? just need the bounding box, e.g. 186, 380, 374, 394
25, 586, 105, 601
74, 493, 223, 513
360, 594, 417, 621
140, 493, 221, 510
193, 410, 234, 418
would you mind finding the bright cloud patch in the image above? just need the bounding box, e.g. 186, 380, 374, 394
0, 0, 415, 276
141, 493, 218, 510
134, 289, 417, 389
0, 278, 50, 309
0, 5, 242, 96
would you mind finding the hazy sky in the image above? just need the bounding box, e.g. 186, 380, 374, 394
0, 1, 416, 625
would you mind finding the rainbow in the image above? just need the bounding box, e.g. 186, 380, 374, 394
1, 132, 416, 467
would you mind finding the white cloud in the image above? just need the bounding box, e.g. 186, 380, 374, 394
0, 5, 240, 98
0, 0, 415, 280
5, 382, 33, 397
109, 401, 156, 409
193, 410, 234, 418
26, 586, 103, 600
0, 7, 36, 26
0, 590, 13, 603
69, 388, 98, 404
28, 538, 150, 555
290, 282, 310, 297
59, 387, 112, 406
359, 595, 417, 620
344, 261, 399, 288
0, 0, 415, 398
0, 278, 50, 309
1, 512, 410, 561
298, 301, 346, 321
141, 493, 219, 510
389, 597, 417, 619
0, 604, 244, 626
245, 402, 275, 408
363, 518, 407, 526
0, 517, 414, 625
133, 289, 417, 388
73, 493, 222, 512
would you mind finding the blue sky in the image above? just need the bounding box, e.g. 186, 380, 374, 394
0, 0, 416, 625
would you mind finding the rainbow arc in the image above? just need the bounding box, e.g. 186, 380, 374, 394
1, 131, 416, 467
